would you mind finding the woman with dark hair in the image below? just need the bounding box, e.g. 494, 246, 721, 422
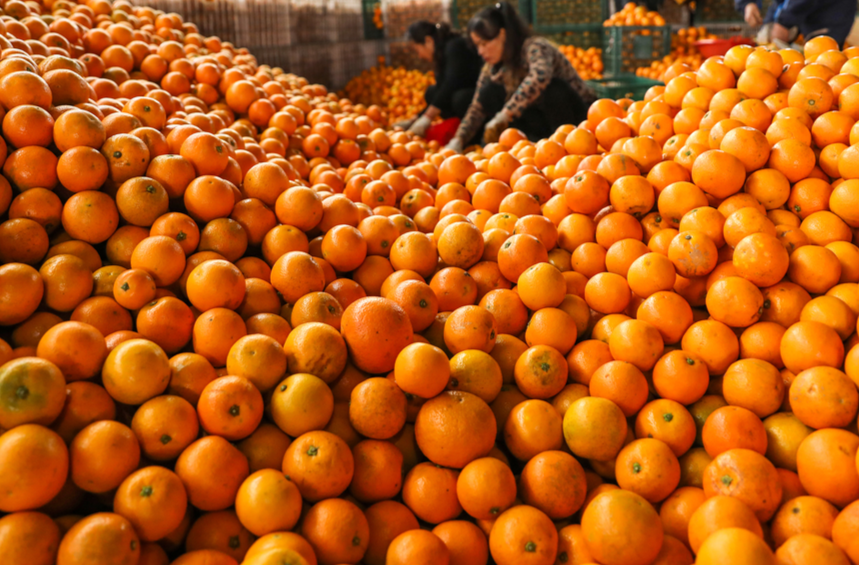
394, 20, 484, 137
447, 2, 596, 151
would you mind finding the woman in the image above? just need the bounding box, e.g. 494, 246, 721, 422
394, 21, 484, 137
447, 2, 596, 152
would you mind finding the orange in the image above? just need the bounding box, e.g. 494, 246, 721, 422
402, 462, 462, 524
616, 438, 681, 503
703, 448, 782, 521
415, 391, 495, 469
113, 466, 187, 543
387, 530, 449, 565
0, 424, 68, 512
433, 521, 489, 565
102, 339, 171, 406
789, 77, 834, 118
695, 527, 774, 565
456, 457, 516, 520
197, 375, 264, 441
581, 489, 664, 565
56, 513, 141, 565
131, 395, 199, 462
488, 505, 558, 565
563, 396, 628, 462
70, 420, 140, 494
300, 498, 369, 565
234, 469, 302, 537
776, 533, 850, 565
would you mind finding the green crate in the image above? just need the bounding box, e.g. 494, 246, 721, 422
531, 0, 607, 27
542, 24, 604, 50
603, 25, 672, 76
362, 0, 384, 40
451, 0, 531, 29
587, 74, 664, 100
659, 0, 691, 25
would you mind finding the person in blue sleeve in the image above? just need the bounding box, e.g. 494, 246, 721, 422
736, 0, 857, 47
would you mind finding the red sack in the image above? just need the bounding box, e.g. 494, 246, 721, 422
426, 118, 460, 145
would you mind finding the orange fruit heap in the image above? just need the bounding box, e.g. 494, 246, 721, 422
604, 1, 667, 26
1, 0, 859, 562
559, 45, 604, 80
343, 59, 434, 126
373, 3, 383, 30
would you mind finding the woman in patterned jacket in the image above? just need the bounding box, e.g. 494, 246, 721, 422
447, 2, 596, 152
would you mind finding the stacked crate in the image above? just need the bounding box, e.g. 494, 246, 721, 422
529, 0, 670, 92
382, 0, 451, 70
382, 0, 451, 39
129, 0, 391, 90
603, 25, 672, 76
531, 0, 606, 30
362, 0, 385, 39
695, 0, 771, 23
450, 0, 531, 29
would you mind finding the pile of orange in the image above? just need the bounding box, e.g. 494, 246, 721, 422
636, 26, 716, 80
342, 58, 434, 125
372, 3, 383, 30
604, 1, 668, 26
4, 0, 859, 563
559, 45, 604, 80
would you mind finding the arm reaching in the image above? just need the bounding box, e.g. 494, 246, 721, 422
735, 0, 763, 25
498, 40, 554, 123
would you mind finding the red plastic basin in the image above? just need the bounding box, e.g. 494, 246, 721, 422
695, 36, 756, 58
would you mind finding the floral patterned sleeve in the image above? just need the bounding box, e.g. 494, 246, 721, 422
453, 64, 492, 147
499, 40, 553, 122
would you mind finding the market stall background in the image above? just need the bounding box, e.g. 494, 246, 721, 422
127, 0, 760, 92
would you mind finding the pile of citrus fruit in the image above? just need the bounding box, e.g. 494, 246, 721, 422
4, 0, 859, 563
373, 3, 383, 30
559, 45, 604, 80
342, 58, 434, 126
604, 1, 668, 27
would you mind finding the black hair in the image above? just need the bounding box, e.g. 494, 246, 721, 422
467, 1, 531, 66
407, 20, 458, 76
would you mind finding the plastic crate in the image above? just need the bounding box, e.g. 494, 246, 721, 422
363, 0, 385, 39
545, 25, 605, 80
383, 0, 450, 40
659, 0, 691, 25
694, 0, 772, 23
603, 25, 672, 76
587, 74, 664, 100
531, 0, 607, 28
451, 0, 531, 28
543, 24, 604, 50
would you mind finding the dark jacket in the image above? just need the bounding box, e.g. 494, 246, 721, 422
427, 35, 483, 113
736, 0, 857, 45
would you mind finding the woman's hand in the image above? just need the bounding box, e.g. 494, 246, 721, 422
408, 115, 432, 137
771, 23, 790, 42
483, 111, 511, 144
744, 3, 763, 26
392, 119, 414, 130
